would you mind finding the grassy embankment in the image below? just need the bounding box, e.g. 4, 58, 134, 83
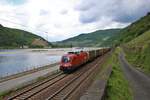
105, 47, 133, 100
123, 30, 150, 75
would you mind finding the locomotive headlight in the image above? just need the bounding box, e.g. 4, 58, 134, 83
67, 57, 70, 62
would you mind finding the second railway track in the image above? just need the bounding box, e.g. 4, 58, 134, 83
7, 72, 66, 100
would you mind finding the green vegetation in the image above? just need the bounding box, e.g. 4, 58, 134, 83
54, 29, 121, 47
123, 30, 150, 75
114, 13, 150, 45
0, 24, 51, 48
104, 13, 150, 99
112, 13, 150, 75
105, 48, 133, 100
0, 89, 14, 100
29, 45, 44, 48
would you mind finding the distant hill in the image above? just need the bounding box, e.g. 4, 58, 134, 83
0, 24, 51, 48
54, 29, 121, 47
55, 13, 150, 47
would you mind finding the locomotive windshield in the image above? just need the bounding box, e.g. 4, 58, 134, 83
62, 56, 70, 63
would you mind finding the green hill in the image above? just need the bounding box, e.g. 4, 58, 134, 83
119, 12, 150, 74
54, 29, 121, 47
101, 12, 150, 47
105, 13, 150, 100
115, 12, 150, 45
0, 24, 51, 48
127, 30, 150, 47
124, 30, 150, 74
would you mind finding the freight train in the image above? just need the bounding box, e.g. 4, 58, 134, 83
60, 48, 110, 72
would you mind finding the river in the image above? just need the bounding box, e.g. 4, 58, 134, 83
0, 48, 71, 77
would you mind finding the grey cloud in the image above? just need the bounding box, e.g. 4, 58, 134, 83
39, 10, 49, 15
75, 1, 96, 11
75, 0, 150, 24
79, 14, 98, 23
60, 10, 68, 15
109, 0, 150, 23
78, 7, 100, 23
54, 23, 62, 28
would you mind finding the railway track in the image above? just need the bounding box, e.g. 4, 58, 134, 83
47, 57, 102, 100
6, 54, 107, 100
6, 72, 65, 100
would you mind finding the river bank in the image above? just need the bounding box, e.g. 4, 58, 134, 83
0, 62, 58, 83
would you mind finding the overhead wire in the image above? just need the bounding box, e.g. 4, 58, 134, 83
0, 17, 50, 41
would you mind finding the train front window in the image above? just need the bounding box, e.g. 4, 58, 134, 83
62, 56, 70, 63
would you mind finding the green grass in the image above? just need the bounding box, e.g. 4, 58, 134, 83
124, 30, 150, 75
124, 48, 150, 75
0, 90, 13, 100
127, 30, 150, 47
105, 47, 133, 100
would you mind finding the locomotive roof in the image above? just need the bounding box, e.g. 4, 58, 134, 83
63, 51, 87, 57
63, 53, 77, 58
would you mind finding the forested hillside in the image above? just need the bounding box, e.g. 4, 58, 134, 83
54, 29, 121, 47
0, 24, 51, 48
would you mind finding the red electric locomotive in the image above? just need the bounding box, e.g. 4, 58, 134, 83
60, 51, 89, 72
60, 48, 111, 73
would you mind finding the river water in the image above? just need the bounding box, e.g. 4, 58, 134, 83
0, 49, 70, 77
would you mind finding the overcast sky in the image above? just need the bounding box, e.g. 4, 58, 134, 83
0, 0, 150, 41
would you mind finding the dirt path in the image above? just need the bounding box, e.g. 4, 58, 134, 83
119, 52, 150, 100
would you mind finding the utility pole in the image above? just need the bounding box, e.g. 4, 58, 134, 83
45, 32, 49, 41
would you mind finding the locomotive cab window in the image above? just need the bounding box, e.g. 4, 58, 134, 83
62, 56, 70, 63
